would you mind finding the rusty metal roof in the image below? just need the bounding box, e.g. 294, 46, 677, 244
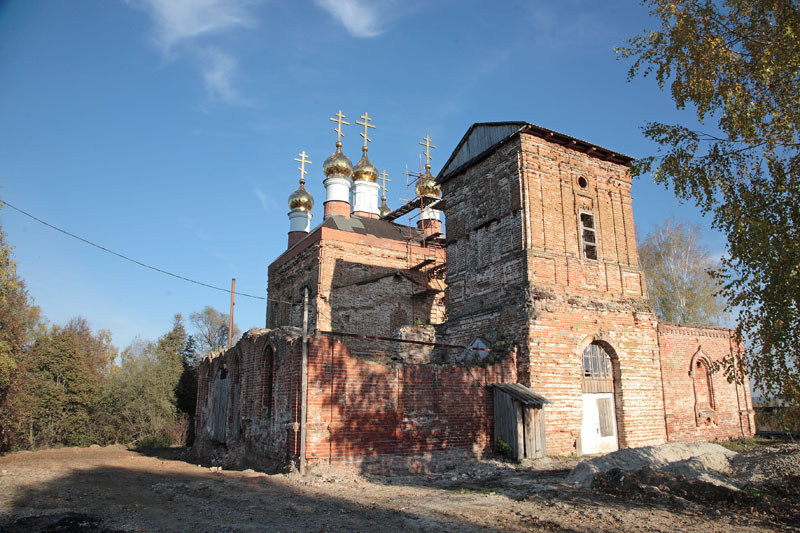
322, 215, 424, 242
492, 383, 550, 406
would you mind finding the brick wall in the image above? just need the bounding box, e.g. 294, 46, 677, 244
268, 223, 446, 336
658, 323, 755, 442
195, 328, 303, 471
305, 334, 517, 467
195, 327, 518, 471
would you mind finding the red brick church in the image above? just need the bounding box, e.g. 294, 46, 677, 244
194, 115, 755, 471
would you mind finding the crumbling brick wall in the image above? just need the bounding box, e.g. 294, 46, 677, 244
195, 327, 518, 471
195, 328, 303, 471
268, 224, 445, 336
658, 323, 755, 442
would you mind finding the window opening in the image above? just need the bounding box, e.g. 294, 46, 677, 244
580, 212, 597, 260
578, 176, 588, 189
583, 343, 611, 379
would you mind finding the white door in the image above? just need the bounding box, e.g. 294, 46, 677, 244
580, 393, 618, 455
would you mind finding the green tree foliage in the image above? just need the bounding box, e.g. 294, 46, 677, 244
104, 315, 190, 446
619, 1, 800, 405
2, 318, 116, 449
0, 214, 41, 397
190, 305, 240, 355
638, 218, 725, 326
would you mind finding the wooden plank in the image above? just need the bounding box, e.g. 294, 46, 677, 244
539, 409, 547, 457
583, 378, 613, 393
514, 402, 524, 460
523, 406, 536, 459
597, 397, 614, 437
493, 389, 518, 458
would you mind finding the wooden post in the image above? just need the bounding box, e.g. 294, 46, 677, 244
228, 278, 236, 348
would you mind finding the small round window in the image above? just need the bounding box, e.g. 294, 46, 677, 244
578, 176, 588, 189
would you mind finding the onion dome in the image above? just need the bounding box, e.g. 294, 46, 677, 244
415, 164, 441, 198
323, 141, 353, 178
353, 148, 379, 182
379, 194, 391, 217
288, 183, 313, 211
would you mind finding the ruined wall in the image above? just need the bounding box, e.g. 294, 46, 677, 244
305, 334, 517, 469
195, 328, 518, 471
658, 323, 755, 442
195, 328, 302, 471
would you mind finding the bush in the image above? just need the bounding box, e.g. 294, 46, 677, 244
494, 437, 514, 459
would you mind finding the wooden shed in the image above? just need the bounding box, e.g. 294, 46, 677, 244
492, 383, 549, 459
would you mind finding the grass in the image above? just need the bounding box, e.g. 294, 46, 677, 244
718, 436, 793, 453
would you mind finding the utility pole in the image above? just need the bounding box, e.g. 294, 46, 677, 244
228, 278, 236, 349
299, 285, 309, 474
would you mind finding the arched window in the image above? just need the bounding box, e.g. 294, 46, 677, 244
582, 342, 613, 393
694, 359, 715, 410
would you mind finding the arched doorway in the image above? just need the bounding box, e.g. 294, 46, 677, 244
579, 342, 619, 454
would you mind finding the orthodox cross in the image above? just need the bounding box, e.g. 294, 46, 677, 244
380, 170, 392, 197
294, 150, 312, 186
329, 110, 349, 144
356, 112, 376, 150
420, 134, 436, 169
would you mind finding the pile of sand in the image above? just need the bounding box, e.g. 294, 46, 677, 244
567, 442, 738, 489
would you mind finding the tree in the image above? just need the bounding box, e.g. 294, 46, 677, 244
638, 219, 725, 326
104, 315, 189, 446
189, 306, 240, 355
0, 211, 41, 398
3, 318, 116, 449
619, 1, 800, 407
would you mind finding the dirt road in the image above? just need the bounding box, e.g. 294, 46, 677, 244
0, 444, 796, 532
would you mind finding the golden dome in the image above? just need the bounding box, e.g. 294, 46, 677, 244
352, 150, 378, 182
415, 167, 441, 198
323, 142, 353, 178
288, 185, 314, 211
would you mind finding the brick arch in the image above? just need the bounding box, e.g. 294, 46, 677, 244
689, 348, 716, 425
576, 333, 625, 448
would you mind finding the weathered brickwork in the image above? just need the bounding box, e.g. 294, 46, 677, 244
658, 323, 755, 442
269, 223, 445, 337
196, 121, 754, 470
439, 129, 668, 454
195, 329, 517, 471
194, 328, 303, 472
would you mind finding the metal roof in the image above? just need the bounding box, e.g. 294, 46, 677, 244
438, 122, 635, 184
322, 215, 424, 242
492, 383, 550, 406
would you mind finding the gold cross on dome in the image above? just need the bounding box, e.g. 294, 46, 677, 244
380, 170, 392, 195
420, 134, 436, 168
294, 150, 312, 185
356, 112, 376, 150
329, 110, 349, 144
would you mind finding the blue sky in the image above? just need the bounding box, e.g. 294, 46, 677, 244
0, 0, 721, 350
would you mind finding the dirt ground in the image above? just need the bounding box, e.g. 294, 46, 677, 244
1, 443, 798, 532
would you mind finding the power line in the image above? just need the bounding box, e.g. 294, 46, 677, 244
0, 199, 289, 303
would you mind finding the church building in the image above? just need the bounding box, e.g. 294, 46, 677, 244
194, 115, 755, 472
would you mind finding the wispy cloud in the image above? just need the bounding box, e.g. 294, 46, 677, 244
131, 0, 258, 105
201, 48, 248, 105
314, 0, 382, 38
137, 0, 256, 53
